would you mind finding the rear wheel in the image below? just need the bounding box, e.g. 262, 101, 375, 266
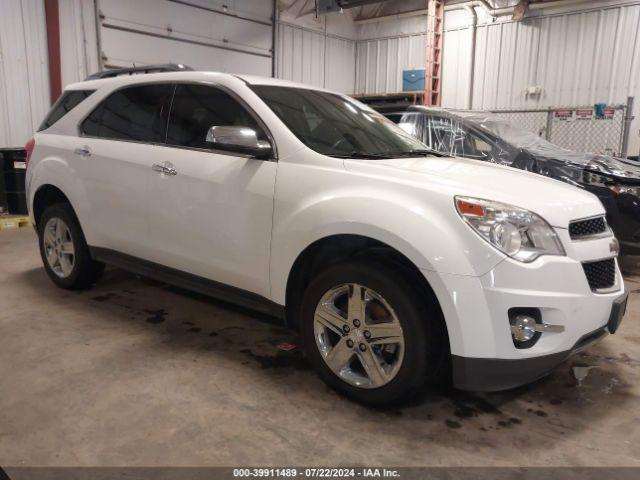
38, 203, 104, 290
300, 260, 445, 405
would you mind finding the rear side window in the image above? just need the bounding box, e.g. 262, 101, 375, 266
166, 84, 265, 149
38, 90, 95, 131
82, 84, 173, 143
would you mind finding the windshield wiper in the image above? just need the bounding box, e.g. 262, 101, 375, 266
328, 151, 392, 159
329, 149, 450, 159
390, 149, 451, 158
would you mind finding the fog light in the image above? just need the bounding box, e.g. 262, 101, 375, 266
510, 315, 537, 342
508, 307, 542, 349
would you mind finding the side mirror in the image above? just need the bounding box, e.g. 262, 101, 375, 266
206, 126, 272, 158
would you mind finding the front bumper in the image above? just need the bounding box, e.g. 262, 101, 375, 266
452, 290, 627, 391
421, 232, 627, 391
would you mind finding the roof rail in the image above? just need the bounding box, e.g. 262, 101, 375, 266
85, 63, 193, 80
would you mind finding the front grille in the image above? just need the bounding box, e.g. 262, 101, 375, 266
569, 216, 608, 239
582, 258, 616, 291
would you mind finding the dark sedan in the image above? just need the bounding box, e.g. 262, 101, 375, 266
390, 106, 640, 254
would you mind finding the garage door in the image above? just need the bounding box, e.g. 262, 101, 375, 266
97, 0, 274, 76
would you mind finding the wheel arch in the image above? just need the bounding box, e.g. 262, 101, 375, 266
32, 184, 76, 228
283, 234, 449, 346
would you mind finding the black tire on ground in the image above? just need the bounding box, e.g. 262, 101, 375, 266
37, 203, 104, 290
300, 260, 447, 406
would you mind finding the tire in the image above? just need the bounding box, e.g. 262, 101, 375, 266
300, 260, 446, 406
37, 203, 104, 290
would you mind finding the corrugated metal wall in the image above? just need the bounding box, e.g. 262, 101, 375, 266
5, 0, 640, 152
275, 1, 357, 94
276, 22, 356, 92
355, 34, 426, 94
441, 1, 640, 155
0, 0, 50, 148
354, 16, 427, 94
59, 0, 100, 88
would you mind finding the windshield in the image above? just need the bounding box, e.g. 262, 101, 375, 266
472, 117, 558, 151
252, 85, 428, 158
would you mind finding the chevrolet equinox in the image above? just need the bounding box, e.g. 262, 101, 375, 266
25, 67, 628, 405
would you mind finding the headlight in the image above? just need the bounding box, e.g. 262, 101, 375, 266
455, 196, 565, 263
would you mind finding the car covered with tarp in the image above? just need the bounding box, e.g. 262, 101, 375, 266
391, 106, 640, 254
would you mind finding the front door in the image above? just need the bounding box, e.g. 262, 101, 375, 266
146, 84, 277, 298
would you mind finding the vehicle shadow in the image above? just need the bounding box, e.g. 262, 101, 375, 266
14, 264, 639, 454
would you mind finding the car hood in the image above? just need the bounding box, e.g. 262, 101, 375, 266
529, 148, 640, 183
344, 156, 605, 228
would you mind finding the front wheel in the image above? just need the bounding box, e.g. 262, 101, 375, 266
300, 260, 445, 406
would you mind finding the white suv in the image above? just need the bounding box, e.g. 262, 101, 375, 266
25, 66, 627, 405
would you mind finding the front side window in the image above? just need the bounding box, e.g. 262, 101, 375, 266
39, 90, 95, 131
252, 85, 426, 158
82, 84, 173, 142
426, 116, 492, 159
166, 84, 265, 150
398, 113, 427, 145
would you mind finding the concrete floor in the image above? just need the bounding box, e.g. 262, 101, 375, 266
1, 227, 640, 467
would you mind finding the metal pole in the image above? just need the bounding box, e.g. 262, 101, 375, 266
271, 0, 277, 78
44, 0, 62, 104
545, 109, 553, 141
621, 96, 634, 158
94, 0, 104, 71
465, 6, 477, 110
323, 16, 327, 88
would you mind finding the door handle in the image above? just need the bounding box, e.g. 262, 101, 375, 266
74, 147, 91, 157
152, 163, 177, 176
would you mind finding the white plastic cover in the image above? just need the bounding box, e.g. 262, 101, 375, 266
401, 108, 640, 182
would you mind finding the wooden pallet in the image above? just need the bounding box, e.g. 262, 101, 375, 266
0, 215, 31, 231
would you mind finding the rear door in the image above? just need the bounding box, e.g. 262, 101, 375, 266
77, 83, 173, 257
145, 83, 277, 298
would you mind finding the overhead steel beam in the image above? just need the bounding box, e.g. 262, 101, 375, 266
337, 0, 391, 8
354, 0, 599, 23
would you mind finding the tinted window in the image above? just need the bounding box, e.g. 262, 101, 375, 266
39, 90, 95, 131
252, 85, 425, 158
166, 84, 264, 149
82, 84, 173, 142
384, 113, 404, 124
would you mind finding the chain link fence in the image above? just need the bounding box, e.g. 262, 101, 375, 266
487, 98, 634, 157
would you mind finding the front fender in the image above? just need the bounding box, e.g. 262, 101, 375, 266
269, 180, 504, 306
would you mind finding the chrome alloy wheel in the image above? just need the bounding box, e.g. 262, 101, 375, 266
43, 217, 75, 278
313, 284, 405, 389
